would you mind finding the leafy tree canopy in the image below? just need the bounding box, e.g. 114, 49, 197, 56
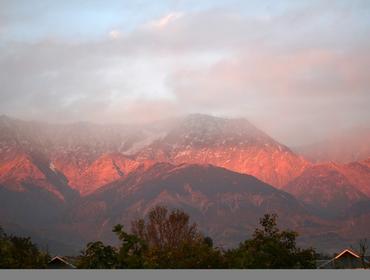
76, 241, 118, 269
226, 214, 316, 269
0, 226, 49, 269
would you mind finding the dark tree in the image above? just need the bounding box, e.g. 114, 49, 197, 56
113, 224, 147, 268
76, 241, 118, 269
357, 238, 369, 269
76, 210, 317, 269
0, 226, 49, 269
226, 214, 316, 269
131, 206, 200, 247
130, 206, 225, 268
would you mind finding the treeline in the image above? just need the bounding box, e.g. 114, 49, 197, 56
0, 227, 49, 268
76, 206, 317, 269
0, 206, 317, 269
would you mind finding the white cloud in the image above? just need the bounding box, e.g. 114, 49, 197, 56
108, 29, 122, 39
149, 12, 183, 29
0, 3, 370, 145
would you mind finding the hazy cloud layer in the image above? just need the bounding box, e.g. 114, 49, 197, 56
0, 1, 370, 145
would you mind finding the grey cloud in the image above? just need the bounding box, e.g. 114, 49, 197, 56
0, 2, 370, 146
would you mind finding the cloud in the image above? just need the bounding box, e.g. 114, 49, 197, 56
108, 30, 122, 39
149, 12, 183, 29
166, 46, 370, 144
0, 2, 370, 145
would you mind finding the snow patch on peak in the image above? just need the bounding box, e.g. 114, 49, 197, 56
49, 162, 57, 172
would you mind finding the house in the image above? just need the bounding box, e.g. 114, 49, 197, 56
47, 256, 76, 269
318, 249, 369, 269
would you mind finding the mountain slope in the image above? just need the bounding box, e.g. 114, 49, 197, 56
0, 114, 308, 191
136, 114, 309, 188
0, 115, 167, 194
283, 158, 370, 214
283, 163, 369, 217
0, 151, 78, 231
0, 150, 77, 202
69, 163, 333, 249
296, 126, 370, 163
53, 153, 148, 195
340, 158, 370, 197
2, 114, 370, 254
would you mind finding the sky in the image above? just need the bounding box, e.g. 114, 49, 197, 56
0, 0, 370, 146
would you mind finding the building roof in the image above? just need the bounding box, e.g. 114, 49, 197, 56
48, 256, 76, 268
334, 249, 361, 259
318, 248, 368, 269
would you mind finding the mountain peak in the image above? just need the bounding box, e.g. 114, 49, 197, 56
165, 113, 270, 147
136, 114, 308, 188
184, 113, 240, 122
182, 113, 253, 127
0, 114, 13, 125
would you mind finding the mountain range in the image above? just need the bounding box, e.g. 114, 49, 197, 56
295, 126, 370, 163
0, 114, 369, 254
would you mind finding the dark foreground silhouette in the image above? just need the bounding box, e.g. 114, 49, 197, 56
1, 207, 317, 269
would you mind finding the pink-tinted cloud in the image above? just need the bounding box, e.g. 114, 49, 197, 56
0, 3, 369, 145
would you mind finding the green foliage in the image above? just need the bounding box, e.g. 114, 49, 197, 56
143, 238, 225, 269
130, 206, 226, 268
131, 206, 200, 251
76, 241, 118, 269
1, 211, 318, 269
0, 226, 50, 269
76, 206, 226, 269
76, 210, 317, 269
113, 224, 147, 268
226, 214, 316, 269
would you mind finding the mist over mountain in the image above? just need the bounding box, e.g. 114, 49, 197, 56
136, 114, 309, 188
283, 162, 370, 218
71, 162, 324, 249
1, 0, 370, 261
295, 126, 370, 163
0, 114, 309, 192
0, 114, 370, 254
